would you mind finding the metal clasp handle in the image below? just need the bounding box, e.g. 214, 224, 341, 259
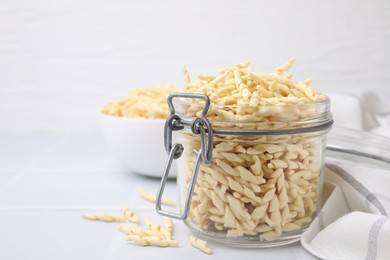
164, 93, 213, 164
156, 144, 202, 220
156, 93, 214, 220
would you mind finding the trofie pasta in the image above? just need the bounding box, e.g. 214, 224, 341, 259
82, 212, 126, 222
125, 235, 178, 247
101, 85, 180, 119
140, 189, 177, 207
122, 207, 140, 224
182, 58, 325, 122
171, 58, 332, 246
119, 217, 178, 247
83, 208, 179, 248
189, 236, 213, 254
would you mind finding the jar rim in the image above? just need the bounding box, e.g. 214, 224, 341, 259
171, 94, 330, 109
169, 93, 333, 135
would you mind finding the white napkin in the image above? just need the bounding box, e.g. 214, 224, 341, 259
301, 164, 390, 260
327, 90, 390, 138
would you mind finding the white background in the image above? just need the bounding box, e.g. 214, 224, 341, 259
1, 0, 390, 133
1, 2, 390, 259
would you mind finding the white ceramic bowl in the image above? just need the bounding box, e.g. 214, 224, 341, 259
99, 112, 176, 178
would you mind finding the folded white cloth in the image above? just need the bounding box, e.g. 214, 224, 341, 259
301, 164, 390, 260
327, 90, 390, 138
302, 90, 390, 259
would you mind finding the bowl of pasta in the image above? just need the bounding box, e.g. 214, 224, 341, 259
99, 85, 180, 178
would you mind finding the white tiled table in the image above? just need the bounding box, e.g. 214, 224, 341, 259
0, 133, 316, 260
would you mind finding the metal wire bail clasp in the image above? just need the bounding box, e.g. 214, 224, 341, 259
156, 93, 214, 220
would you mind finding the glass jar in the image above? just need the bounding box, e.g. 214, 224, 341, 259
156, 93, 333, 248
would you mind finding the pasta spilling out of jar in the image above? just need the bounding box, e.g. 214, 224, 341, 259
101, 85, 180, 119
175, 58, 331, 243
179, 58, 327, 131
